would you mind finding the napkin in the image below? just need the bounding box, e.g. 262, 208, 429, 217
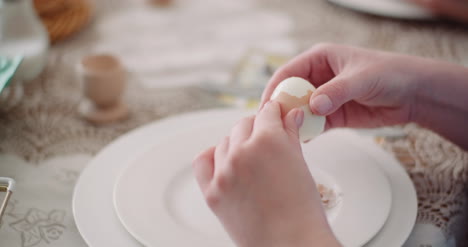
0, 56, 23, 94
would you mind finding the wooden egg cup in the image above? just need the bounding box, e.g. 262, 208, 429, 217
77, 54, 129, 125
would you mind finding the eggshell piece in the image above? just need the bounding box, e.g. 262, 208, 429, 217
270, 77, 325, 141
299, 105, 326, 141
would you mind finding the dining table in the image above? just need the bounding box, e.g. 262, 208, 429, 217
1, 0, 468, 246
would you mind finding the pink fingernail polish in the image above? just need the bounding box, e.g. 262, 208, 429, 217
295, 109, 304, 128
258, 101, 269, 113
310, 95, 332, 115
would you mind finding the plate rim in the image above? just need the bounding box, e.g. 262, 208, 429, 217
113, 127, 393, 246
326, 0, 436, 20
351, 131, 418, 246
72, 108, 250, 246
72, 108, 417, 246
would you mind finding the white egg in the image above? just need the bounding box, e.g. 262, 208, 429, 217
270, 77, 325, 142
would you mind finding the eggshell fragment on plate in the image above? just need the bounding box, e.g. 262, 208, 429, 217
270, 77, 325, 142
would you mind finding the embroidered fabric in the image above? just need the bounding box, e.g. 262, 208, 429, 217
379, 124, 468, 245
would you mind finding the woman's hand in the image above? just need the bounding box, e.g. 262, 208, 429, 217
261, 43, 468, 149
193, 101, 341, 247
261, 44, 422, 130
408, 0, 468, 24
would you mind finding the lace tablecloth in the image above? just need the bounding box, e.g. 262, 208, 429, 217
1, 0, 468, 246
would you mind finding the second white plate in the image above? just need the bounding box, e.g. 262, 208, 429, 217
113, 124, 392, 246
327, 0, 435, 19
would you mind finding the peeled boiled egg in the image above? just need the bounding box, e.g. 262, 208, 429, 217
270, 77, 325, 142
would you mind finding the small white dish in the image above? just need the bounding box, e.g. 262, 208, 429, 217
327, 0, 435, 20
113, 125, 392, 246
72, 108, 417, 246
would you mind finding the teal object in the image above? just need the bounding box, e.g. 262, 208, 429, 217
0, 56, 23, 94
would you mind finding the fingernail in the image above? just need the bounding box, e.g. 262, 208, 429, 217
310, 94, 333, 115
295, 109, 304, 128
258, 100, 265, 112
259, 101, 269, 112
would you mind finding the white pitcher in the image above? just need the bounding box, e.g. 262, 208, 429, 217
0, 0, 49, 81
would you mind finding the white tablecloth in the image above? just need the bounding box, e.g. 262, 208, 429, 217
1, 0, 468, 246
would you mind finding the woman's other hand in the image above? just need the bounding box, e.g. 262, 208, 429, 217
193, 102, 341, 247
261, 44, 468, 149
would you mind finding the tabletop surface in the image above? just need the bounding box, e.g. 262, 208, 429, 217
1, 0, 468, 246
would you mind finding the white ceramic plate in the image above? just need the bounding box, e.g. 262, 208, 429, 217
73, 108, 417, 246
327, 0, 435, 20
73, 109, 249, 246
113, 124, 392, 246
350, 131, 417, 246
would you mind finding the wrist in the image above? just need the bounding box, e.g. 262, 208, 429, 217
278, 228, 341, 247
411, 59, 468, 149
412, 60, 468, 122
256, 218, 341, 247
299, 229, 341, 247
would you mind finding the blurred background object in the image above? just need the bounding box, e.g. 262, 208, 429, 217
407, 0, 468, 24
0, 177, 15, 223
326, 0, 435, 20
0, 0, 49, 81
77, 54, 129, 125
0, 56, 22, 94
0, 56, 23, 110
33, 0, 93, 43
149, 0, 173, 7
327, 0, 468, 24
201, 50, 288, 109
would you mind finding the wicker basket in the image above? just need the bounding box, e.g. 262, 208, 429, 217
33, 0, 93, 43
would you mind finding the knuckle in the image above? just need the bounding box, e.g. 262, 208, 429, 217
204, 188, 221, 209
273, 65, 295, 81
324, 80, 349, 100
285, 125, 298, 137
235, 116, 254, 127
309, 42, 336, 54
228, 147, 243, 163
192, 155, 206, 169
214, 171, 231, 192
255, 130, 275, 143
252, 130, 280, 148
226, 147, 247, 172
192, 160, 202, 173
191, 157, 200, 168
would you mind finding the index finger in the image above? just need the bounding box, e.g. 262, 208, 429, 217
260, 44, 337, 107
193, 146, 216, 192
252, 101, 283, 137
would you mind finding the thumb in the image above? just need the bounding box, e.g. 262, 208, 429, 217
192, 146, 216, 192
283, 108, 304, 139
309, 76, 367, 116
